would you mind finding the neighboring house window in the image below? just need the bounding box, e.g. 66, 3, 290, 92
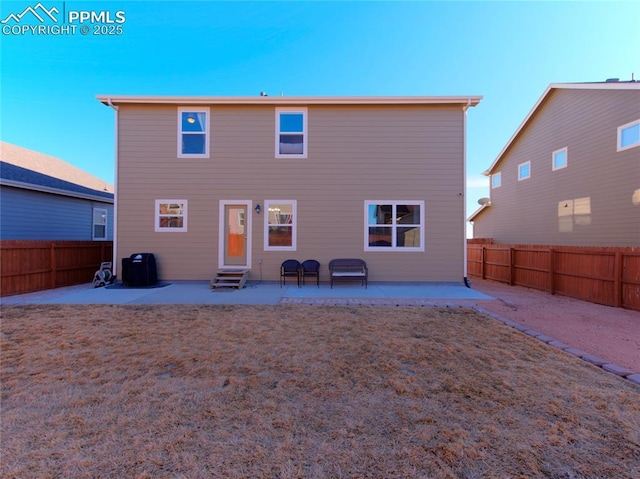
92, 208, 107, 240
365, 201, 424, 251
552, 147, 568, 171
276, 108, 307, 158
518, 161, 531, 181
155, 200, 187, 232
491, 172, 501, 188
178, 107, 209, 158
617, 119, 640, 151
264, 200, 296, 250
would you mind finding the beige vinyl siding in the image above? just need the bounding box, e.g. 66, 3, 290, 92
477, 88, 640, 246
116, 104, 466, 281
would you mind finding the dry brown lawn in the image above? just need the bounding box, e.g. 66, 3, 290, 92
1, 304, 639, 479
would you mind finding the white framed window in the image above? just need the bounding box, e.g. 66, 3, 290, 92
491, 172, 501, 189
365, 201, 424, 251
617, 119, 640, 152
275, 108, 307, 158
552, 147, 568, 171
155, 200, 187, 232
518, 161, 531, 181
264, 200, 296, 250
92, 208, 107, 240
177, 107, 209, 158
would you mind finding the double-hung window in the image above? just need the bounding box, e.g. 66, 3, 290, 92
365, 201, 424, 251
618, 119, 640, 151
491, 172, 501, 188
518, 161, 531, 181
155, 200, 187, 232
92, 208, 107, 240
552, 147, 567, 171
178, 107, 209, 158
264, 200, 296, 250
276, 108, 307, 158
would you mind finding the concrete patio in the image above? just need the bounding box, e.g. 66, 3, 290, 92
1, 281, 493, 306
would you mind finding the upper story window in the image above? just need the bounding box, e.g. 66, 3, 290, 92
276, 108, 307, 158
264, 200, 296, 250
518, 161, 531, 181
92, 208, 107, 240
552, 147, 568, 171
155, 200, 187, 232
178, 107, 209, 158
365, 201, 424, 251
491, 172, 501, 189
618, 119, 640, 152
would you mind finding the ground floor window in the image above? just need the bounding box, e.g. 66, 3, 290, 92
264, 200, 296, 250
92, 208, 107, 240
365, 201, 424, 251
155, 200, 187, 232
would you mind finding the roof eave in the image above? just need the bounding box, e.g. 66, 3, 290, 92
1, 179, 114, 203
96, 95, 483, 107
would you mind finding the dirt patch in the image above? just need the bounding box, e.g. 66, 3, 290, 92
2, 304, 639, 478
471, 279, 640, 372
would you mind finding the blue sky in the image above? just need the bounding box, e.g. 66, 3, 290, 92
1, 0, 639, 222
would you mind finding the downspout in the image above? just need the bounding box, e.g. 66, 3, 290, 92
462, 99, 471, 288
106, 98, 119, 276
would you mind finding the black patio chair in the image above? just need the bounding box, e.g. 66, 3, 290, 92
301, 259, 320, 287
280, 259, 301, 287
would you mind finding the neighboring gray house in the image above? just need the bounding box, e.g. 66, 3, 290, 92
469, 81, 640, 246
0, 142, 114, 240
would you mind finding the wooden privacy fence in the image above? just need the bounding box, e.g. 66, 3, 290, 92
467, 243, 640, 312
1, 241, 113, 297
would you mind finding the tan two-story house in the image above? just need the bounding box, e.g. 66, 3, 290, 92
97, 95, 481, 283
469, 81, 640, 246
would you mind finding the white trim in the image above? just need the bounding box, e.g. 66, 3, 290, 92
98, 95, 483, 106
155, 199, 188, 232
264, 200, 297, 251
552, 147, 568, 171
275, 108, 308, 159
491, 172, 501, 189
518, 161, 531, 181
177, 107, 210, 158
92, 207, 108, 240
617, 119, 640, 152
218, 200, 252, 269
364, 200, 425, 252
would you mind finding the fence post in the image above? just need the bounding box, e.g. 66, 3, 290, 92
509, 247, 514, 286
481, 245, 486, 279
614, 251, 622, 308
549, 248, 555, 295
50, 242, 56, 289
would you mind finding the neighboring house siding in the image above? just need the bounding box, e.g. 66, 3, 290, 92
116, 104, 466, 281
476, 88, 639, 246
0, 186, 114, 240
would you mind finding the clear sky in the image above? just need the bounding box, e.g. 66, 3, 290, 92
1, 0, 639, 226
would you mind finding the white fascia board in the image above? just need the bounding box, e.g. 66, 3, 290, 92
96, 95, 483, 107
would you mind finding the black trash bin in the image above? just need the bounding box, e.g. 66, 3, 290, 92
123, 253, 157, 286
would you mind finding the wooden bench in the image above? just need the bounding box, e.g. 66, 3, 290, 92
329, 258, 368, 288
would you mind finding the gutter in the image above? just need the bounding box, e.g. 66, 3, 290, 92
0, 178, 114, 203
106, 98, 120, 275
463, 98, 472, 287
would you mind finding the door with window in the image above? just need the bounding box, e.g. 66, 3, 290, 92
220, 202, 250, 267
